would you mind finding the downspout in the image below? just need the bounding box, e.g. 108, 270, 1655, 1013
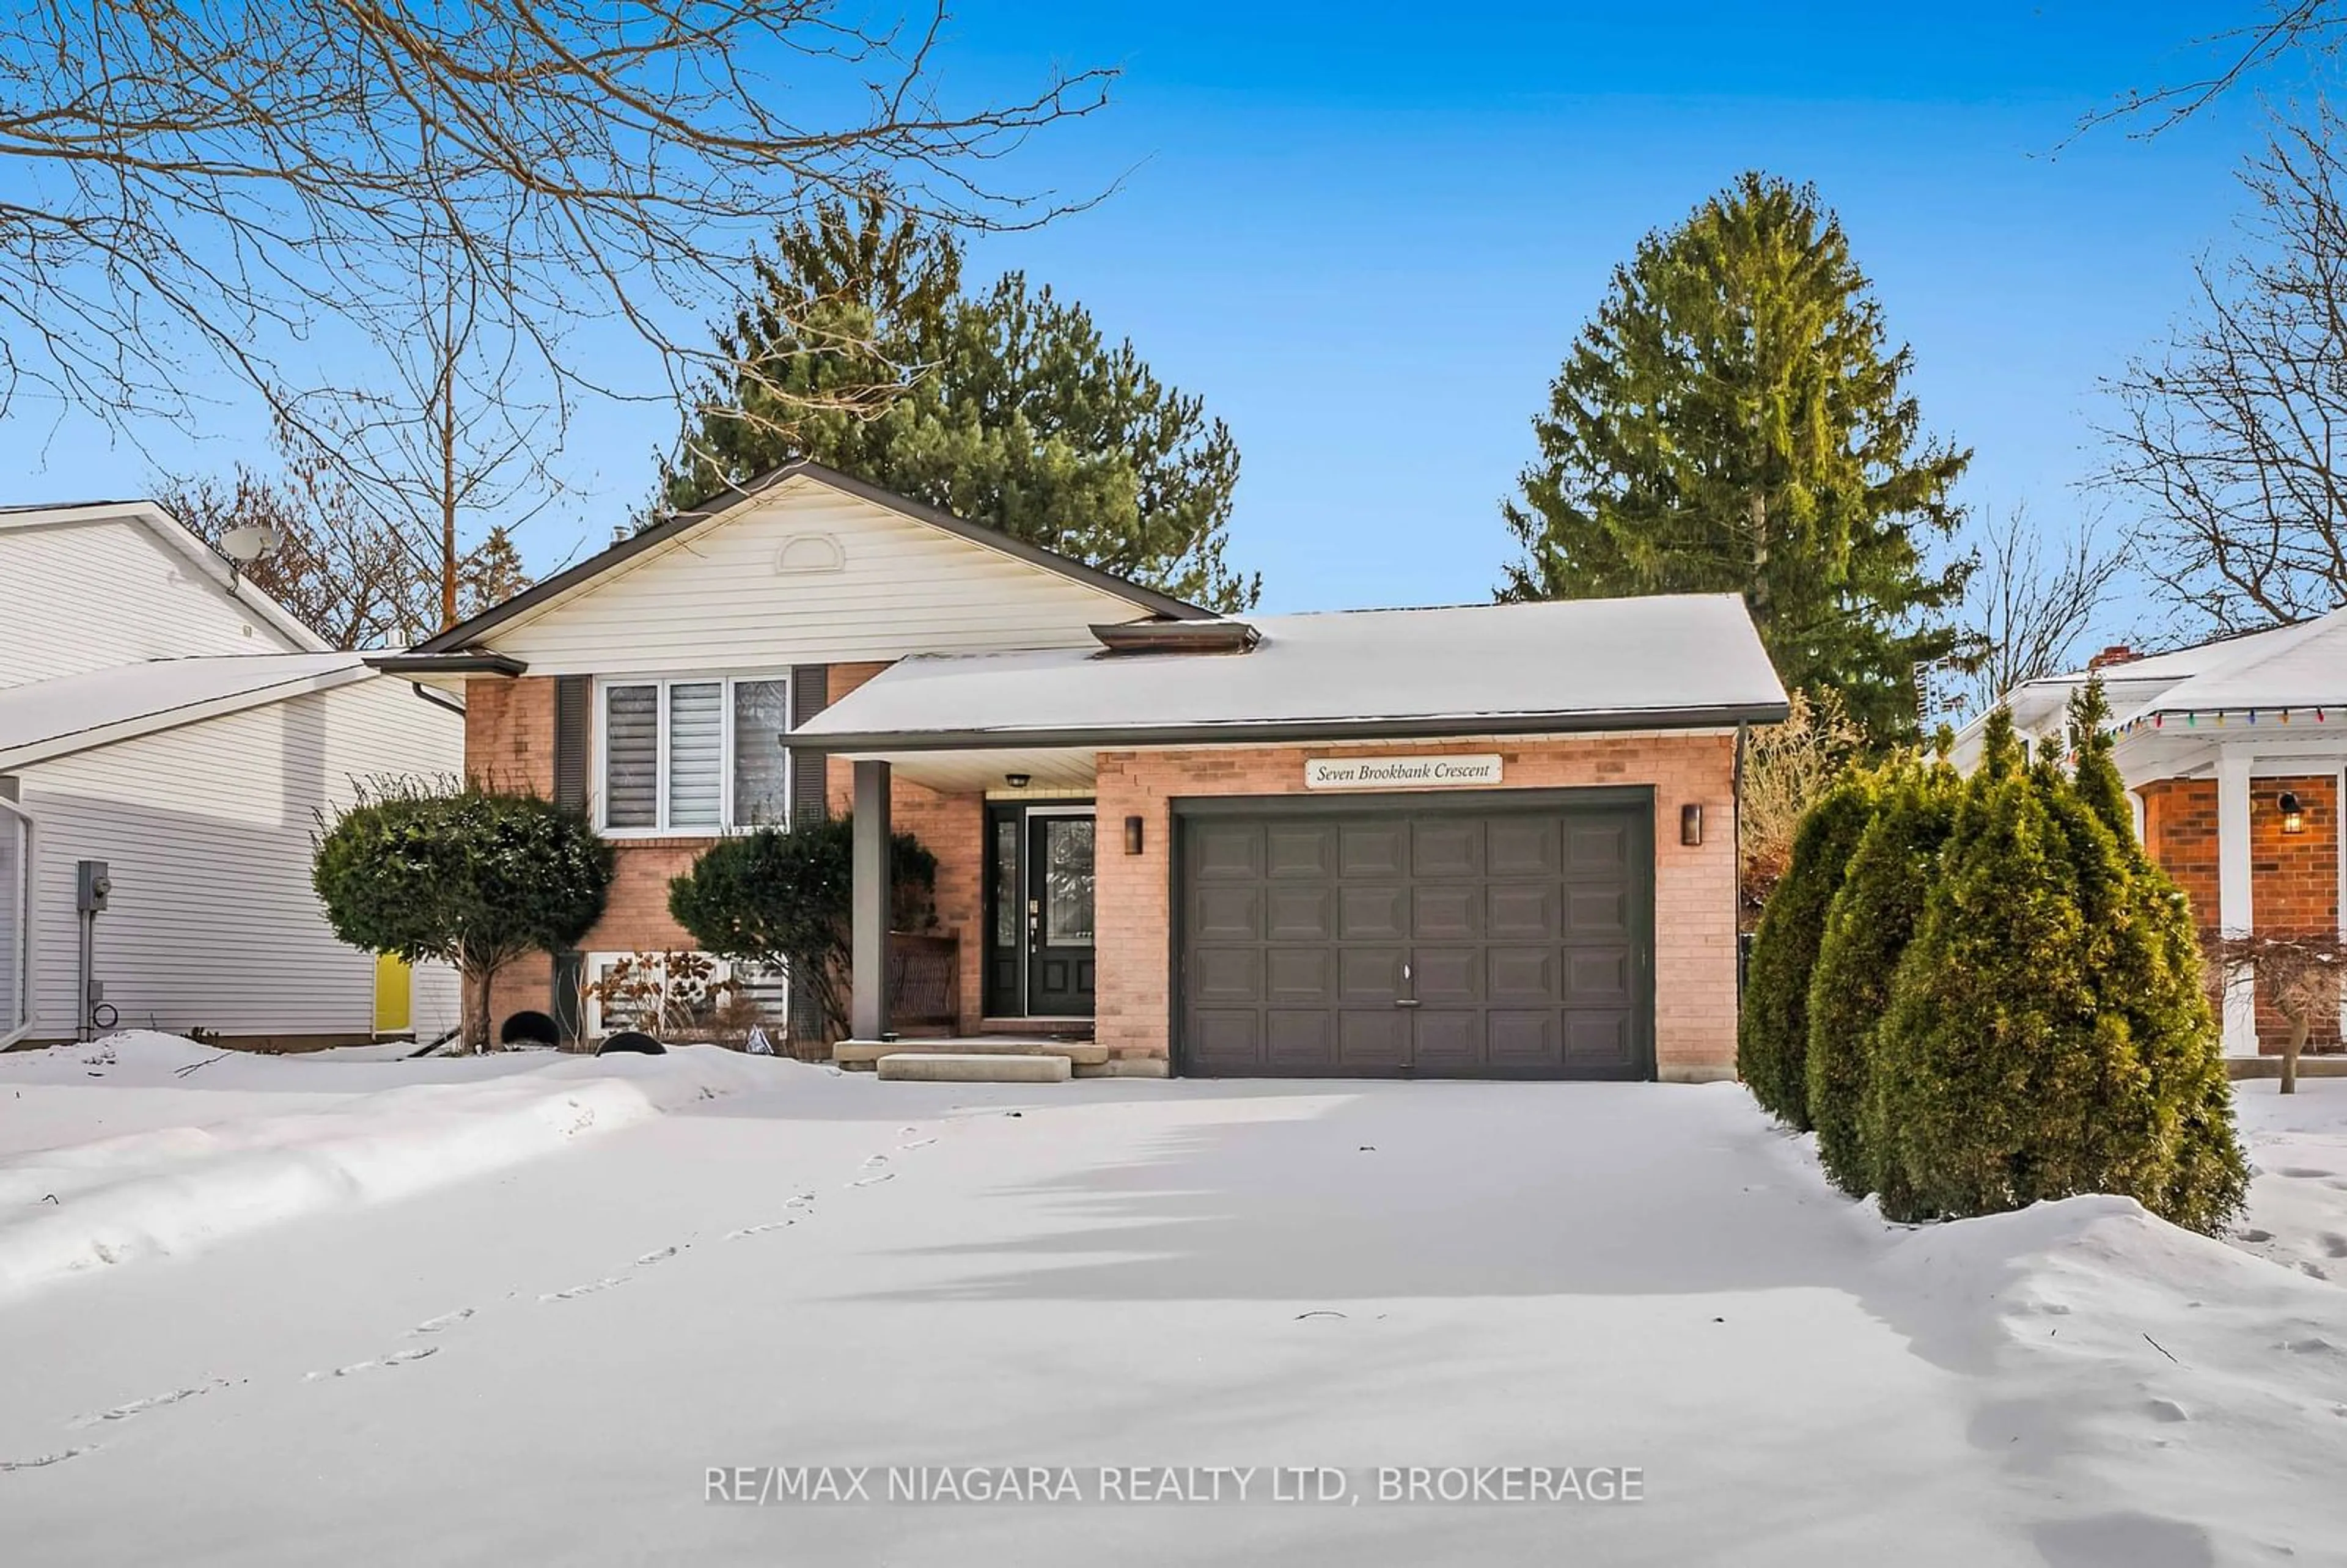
408, 681, 468, 719
1733, 722, 1750, 1000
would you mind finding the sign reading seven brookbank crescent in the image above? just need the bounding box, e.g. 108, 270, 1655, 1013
1302, 754, 1505, 791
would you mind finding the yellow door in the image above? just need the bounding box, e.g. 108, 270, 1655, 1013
374, 953, 412, 1034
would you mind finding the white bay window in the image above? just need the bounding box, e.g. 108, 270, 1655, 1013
600, 675, 793, 833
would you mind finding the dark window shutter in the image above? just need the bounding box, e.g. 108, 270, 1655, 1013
787, 664, 831, 1047
552, 950, 586, 1044
553, 675, 591, 811
788, 664, 830, 827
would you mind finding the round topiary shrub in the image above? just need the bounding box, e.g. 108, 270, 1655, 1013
1739, 773, 1878, 1130
667, 815, 936, 1044
313, 781, 614, 1051
1804, 758, 1958, 1198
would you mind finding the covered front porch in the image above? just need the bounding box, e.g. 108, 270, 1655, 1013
836, 746, 1142, 1079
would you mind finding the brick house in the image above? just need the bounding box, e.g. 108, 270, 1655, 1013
391, 463, 1787, 1082
1960, 609, 2347, 1055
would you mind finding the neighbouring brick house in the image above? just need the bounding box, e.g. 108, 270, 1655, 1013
1960, 609, 2347, 1055
388, 463, 1787, 1081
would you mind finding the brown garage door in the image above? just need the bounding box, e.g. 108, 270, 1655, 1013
1175, 793, 1653, 1080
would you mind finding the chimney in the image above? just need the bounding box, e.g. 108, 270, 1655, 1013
2086, 644, 2142, 670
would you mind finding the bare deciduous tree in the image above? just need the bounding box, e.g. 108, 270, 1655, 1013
2103, 106, 2347, 634
2206, 931, 2345, 1093
2082, 2, 2346, 136
1955, 504, 2129, 716
1738, 688, 1865, 924
0, 2, 1109, 461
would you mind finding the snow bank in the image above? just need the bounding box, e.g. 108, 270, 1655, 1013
0, 1036, 792, 1300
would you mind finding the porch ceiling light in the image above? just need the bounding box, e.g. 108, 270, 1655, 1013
2279, 789, 2305, 834
1005, 772, 1031, 789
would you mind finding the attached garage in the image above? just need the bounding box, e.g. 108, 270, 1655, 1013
1176, 793, 1651, 1079
794, 592, 1787, 1084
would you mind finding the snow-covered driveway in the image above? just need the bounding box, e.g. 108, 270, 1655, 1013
2, 1044, 2343, 1566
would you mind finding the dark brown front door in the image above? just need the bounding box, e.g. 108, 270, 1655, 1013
1175, 793, 1653, 1079
984, 804, 1096, 1018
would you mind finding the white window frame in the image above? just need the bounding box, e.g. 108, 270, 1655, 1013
0, 794, 31, 1047
593, 672, 794, 837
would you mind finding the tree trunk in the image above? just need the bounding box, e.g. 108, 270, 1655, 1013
2283, 1013, 2308, 1094
461, 961, 496, 1054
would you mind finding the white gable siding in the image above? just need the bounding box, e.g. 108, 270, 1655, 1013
490, 484, 1154, 674
13, 673, 462, 1040
0, 518, 305, 689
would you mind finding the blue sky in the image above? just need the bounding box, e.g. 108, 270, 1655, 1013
0, 3, 2290, 628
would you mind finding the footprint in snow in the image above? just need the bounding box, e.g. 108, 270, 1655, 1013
409, 1308, 476, 1336
848, 1172, 895, 1188
540, 1277, 628, 1303
1, 1446, 97, 1473
861, 1154, 889, 1168
2324, 1235, 2347, 1259
634, 1245, 680, 1267
2277, 1167, 2338, 1180
899, 1137, 937, 1149
72, 1381, 227, 1427
2239, 1228, 2276, 1244
305, 1347, 438, 1381
724, 1219, 797, 1239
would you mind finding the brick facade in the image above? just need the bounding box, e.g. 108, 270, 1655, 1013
2137, 771, 2341, 1050
1091, 731, 1740, 1081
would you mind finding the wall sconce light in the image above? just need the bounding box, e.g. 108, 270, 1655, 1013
1123, 815, 1145, 855
1004, 772, 1030, 789
1681, 803, 1704, 847
2279, 789, 2305, 834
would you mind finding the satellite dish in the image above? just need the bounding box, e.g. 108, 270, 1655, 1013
219, 524, 281, 563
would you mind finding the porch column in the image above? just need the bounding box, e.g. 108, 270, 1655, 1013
851, 760, 892, 1041
2214, 753, 2258, 1055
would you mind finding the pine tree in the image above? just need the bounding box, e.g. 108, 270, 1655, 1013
458, 526, 532, 620
1739, 772, 1878, 1129
1498, 172, 1971, 739
661, 188, 1257, 612
1805, 756, 1958, 1198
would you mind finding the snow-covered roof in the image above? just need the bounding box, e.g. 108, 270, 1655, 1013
0, 499, 329, 654
795, 594, 1788, 749
0, 653, 371, 768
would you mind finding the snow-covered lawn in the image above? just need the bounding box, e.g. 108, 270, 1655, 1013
0, 1036, 2342, 1566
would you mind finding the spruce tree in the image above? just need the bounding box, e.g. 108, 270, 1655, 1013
1497, 172, 1971, 739
1805, 757, 1958, 1198
1739, 772, 1877, 1129
662, 187, 1257, 611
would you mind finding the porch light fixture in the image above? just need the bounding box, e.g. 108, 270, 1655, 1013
2279, 789, 2306, 834
1123, 815, 1145, 855
1681, 803, 1703, 847
1005, 772, 1031, 789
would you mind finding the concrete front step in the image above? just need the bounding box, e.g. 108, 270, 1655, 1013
1071, 1058, 1169, 1079
835, 1038, 1109, 1067
875, 1052, 1071, 1083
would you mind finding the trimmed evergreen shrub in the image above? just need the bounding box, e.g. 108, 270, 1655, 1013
1866, 702, 2248, 1234
313, 780, 614, 1051
2065, 679, 2247, 1233
667, 816, 937, 1043
1739, 773, 1878, 1129
1804, 757, 1958, 1198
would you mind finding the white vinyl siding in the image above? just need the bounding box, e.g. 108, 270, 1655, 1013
12, 673, 465, 1041
599, 675, 792, 834
0, 516, 309, 691
488, 482, 1158, 675
0, 798, 28, 1042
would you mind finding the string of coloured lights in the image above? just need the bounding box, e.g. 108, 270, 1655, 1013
2115, 707, 2337, 736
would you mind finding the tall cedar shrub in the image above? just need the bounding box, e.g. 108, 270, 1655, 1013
2066, 679, 2248, 1231
1739, 773, 1878, 1129
667, 816, 938, 1044
1866, 713, 2105, 1222
313, 781, 613, 1050
1867, 705, 2247, 1233
1804, 758, 1958, 1198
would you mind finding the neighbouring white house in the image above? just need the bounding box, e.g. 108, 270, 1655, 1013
0, 500, 464, 1048
1957, 608, 2347, 1059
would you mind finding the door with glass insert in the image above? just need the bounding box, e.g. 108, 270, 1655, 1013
984, 805, 1096, 1017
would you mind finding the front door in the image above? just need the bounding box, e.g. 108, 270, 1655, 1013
985, 805, 1097, 1017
